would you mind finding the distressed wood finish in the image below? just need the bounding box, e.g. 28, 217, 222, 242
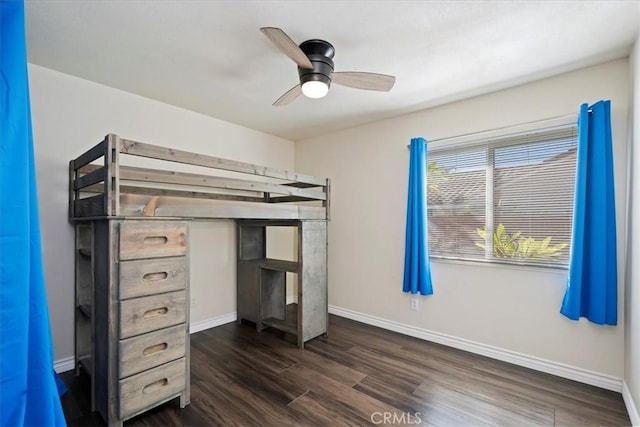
60, 315, 632, 427
119, 257, 187, 300
104, 136, 114, 217
73, 219, 190, 426
114, 185, 265, 204
115, 165, 326, 201
119, 290, 187, 339
118, 358, 187, 419
74, 194, 105, 217
299, 221, 328, 345
68, 160, 76, 220
92, 220, 117, 423
74, 166, 106, 190
78, 177, 266, 205
119, 324, 186, 378
119, 222, 187, 260
74, 223, 94, 412
118, 195, 328, 220
259, 258, 299, 273
69, 135, 330, 221
236, 220, 327, 348
109, 134, 121, 216
119, 138, 326, 186
68, 134, 328, 424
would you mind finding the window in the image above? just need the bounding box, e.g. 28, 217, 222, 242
427, 125, 577, 268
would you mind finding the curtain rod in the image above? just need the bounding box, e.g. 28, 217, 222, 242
406, 112, 580, 149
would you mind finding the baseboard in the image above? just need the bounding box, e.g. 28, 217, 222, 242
328, 305, 623, 392
190, 312, 237, 334
189, 298, 297, 333
54, 356, 75, 374
623, 381, 640, 426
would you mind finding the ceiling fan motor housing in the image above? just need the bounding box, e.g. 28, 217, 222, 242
298, 39, 335, 87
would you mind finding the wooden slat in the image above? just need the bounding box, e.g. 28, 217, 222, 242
283, 182, 322, 189
120, 139, 327, 186
259, 258, 299, 273
142, 203, 325, 220
79, 183, 266, 203
82, 185, 264, 202
73, 194, 105, 217
105, 135, 120, 216
116, 166, 326, 201
74, 166, 106, 190
68, 160, 76, 220
236, 219, 299, 227
120, 185, 265, 203
79, 163, 102, 173
73, 139, 106, 170
268, 196, 317, 203
104, 138, 112, 216
110, 134, 121, 216
324, 178, 331, 221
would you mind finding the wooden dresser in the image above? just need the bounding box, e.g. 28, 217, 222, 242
75, 218, 190, 426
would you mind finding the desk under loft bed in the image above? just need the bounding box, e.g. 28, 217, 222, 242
68, 134, 330, 426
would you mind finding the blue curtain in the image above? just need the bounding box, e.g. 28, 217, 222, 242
560, 101, 617, 325
1, 1, 67, 425
403, 137, 433, 295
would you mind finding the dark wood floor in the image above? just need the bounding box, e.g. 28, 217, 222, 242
60, 314, 631, 426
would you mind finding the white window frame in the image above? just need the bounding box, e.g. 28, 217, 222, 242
426, 116, 578, 269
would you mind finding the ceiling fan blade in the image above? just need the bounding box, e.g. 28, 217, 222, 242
332, 72, 396, 92
260, 27, 313, 69
273, 84, 302, 107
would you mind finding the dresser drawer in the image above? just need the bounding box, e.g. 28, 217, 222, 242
119, 324, 186, 378
119, 257, 186, 300
119, 357, 186, 419
120, 291, 186, 339
119, 221, 187, 260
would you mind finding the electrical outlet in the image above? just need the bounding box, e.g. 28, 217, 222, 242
410, 298, 419, 311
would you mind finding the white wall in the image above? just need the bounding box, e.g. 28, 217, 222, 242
296, 59, 629, 380
624, 23, 640, 425
28, 64, 296, 362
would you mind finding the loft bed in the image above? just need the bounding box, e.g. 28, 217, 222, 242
68, 134, 329, 426
69, 134, 329, 220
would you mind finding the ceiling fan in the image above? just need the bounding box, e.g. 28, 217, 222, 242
260, 27, 396, 106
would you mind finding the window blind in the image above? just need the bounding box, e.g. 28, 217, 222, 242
427, 125, 577, 267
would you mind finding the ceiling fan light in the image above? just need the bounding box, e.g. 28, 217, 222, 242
301, 81, 329, 99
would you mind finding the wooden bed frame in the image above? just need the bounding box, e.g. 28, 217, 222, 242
68, 134, 330, 426
69, 133, 330, 221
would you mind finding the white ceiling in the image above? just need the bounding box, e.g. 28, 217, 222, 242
25, 1, 639, 141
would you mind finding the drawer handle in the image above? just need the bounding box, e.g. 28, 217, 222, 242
142, 378, 168, 394
143, 271, 168, 282
143, 342, 168, 356
143, 307, 168, 318
143, 236, 168, 246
